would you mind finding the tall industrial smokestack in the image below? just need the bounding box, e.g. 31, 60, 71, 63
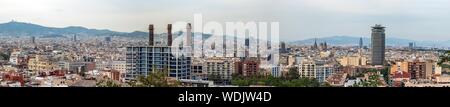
167, 24, 172, 46
186, 23, 192, 47
234, 36, 237, 57
149, 24, 154, 46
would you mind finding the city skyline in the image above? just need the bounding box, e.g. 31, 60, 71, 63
2, 20, 450, 45
2, 0, 450, 104
1, 0, 450, 41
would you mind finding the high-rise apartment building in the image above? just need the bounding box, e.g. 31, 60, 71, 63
235, 58, 260, 76
408, 60, 426, 79
190, 60, 206, 80
125, 24, 191, 81
299, 60, 335, 82
125, 46, 191, 80
204, 57, 234, 84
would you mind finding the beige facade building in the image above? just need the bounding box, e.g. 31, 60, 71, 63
390, 60, 442, 79
28, 55, 57, 72
298, 60, 335, 82
204, 57, 235, 83
339, 56, 367, 66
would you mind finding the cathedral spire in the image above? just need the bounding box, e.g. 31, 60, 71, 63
313, 38, 318, 50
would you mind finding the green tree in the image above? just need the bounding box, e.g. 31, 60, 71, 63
0, 53, 9, 60
230, 73, 327, 87
380, 67, 390, 85
322, 82, 332, 87
286, 67, 299, 80
208, 72, 224, 85
439, 51, 450, 67
96, 79, 121, 87
128, 66, 180, 87
140, 71, 179, 87
368, 68, 378, 73
353, 74, 382, 87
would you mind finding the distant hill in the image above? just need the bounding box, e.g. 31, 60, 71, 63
0, 21, 143, 37
0, 21, 214, 40
289, 35, 450, 48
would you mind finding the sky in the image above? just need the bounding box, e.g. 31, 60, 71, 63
1, 0, 450, 41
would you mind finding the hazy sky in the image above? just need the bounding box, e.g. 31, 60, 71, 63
1, 0, 450, 41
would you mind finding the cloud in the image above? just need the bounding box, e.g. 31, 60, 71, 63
289, 0, 450, 15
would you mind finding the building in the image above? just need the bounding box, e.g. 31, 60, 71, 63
271, 65, 281, 77
28, 55, 57, 72
9, 50, 26, 65
235, 58, 260, 76
391, 60, 442, 80
339, 56, 367, 66
1, 71, 25, 86
73, 34, 77, 42
320, 51, 331, 58
125, 46, 191, 80
179, 79, 214, 87
326, 73, 347, 87
31, 36, 36, 44
425, 60, 442, 79
280, 42, 286, 53
408, 60, 426, 79
298, 60, 335, 82
390, 61, 409, 75
105, 36, 112, 43
391, 71, 410, 87
69, 80, 96, 87
436, 75, 450, 84
319, 42, 327, 51
204, 57, 234, 84
344, 78, 361, 87
313, 38, 318, 50
409, 42, 415, 49
191, 60, 206, 80
186, 23, 192, 48
279, 55, 289, 66
359, 37, 363, 49
287, 55, 296, 66
371, 24, 386, 66
102, 70, 121, 81
404, 79, 450, 87
96, 61, 126, 73
341, 66, 374, 77
58, 61, 95, 74
125, 24, 191, 81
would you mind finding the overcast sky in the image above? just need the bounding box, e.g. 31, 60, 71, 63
1, 0, 450, 41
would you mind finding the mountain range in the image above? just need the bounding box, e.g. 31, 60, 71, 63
0, 21, 215, 40
0, 21, 147, 37
290, 36, 450, 48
